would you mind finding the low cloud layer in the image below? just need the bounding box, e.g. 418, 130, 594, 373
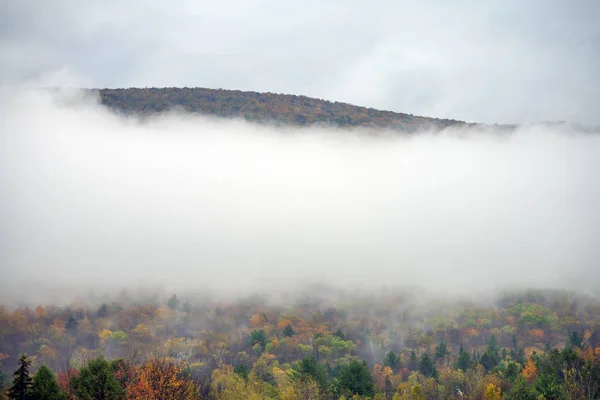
1, 86, 600, 305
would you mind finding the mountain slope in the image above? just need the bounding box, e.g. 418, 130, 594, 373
96, 87, 478, 132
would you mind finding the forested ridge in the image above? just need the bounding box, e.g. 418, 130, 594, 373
2, 288, 600, 399
94, 87, 479, 132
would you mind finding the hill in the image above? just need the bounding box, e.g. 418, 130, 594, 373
95, 87, 479, 132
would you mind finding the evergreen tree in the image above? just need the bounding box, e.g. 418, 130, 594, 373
456, 343, 472, 371
336, 359, 374, 397
72, 357, 124, 400
383, 351, 401, 372
293, 358, 327, 388
283, 323, 295, 337
567, 331, 584, 349
434, 340, 450, 362
480, 335, 501, 371
31, 366, 65, 400
167, 294, 179, 310
64, 316, 78, 331
419, 353, 436, 378
408, 350, 418, 371
8, 354, 32, 400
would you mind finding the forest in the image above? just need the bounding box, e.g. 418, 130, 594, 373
94, 87, 480, 133
1, 287, 600, 399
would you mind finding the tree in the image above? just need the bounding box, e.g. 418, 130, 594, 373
480, 336, 501, 372
8, 354, 32, 400
336, 359, 374, 397
167, 295, 179, 310
283, 324, 295, 338
126, 359, 199, 400
483, 383, 501, 400
64, 316, 78, 331
383, 351, 401, 372
456, 344, 472, 372
293, 358, 326, 388
434, 340, 450, 362
408, 351, 418, 371
72, 357, 124, 400
248, 330, 267, 349
567, 331, 584, 349
31, 365, 66, 400
418, 353, 436, 378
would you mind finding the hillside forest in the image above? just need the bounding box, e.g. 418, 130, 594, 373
94, 87, 478, 133
1, 288, 600, 399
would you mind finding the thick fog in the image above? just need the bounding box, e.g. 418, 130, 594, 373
1, 86, 600, 305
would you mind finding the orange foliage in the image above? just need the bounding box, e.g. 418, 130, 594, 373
523, 358, 538, 382
126, 359, 199, 400
276, 319, 292, 330
250, 313, 267, 328
528, 329, 544, 341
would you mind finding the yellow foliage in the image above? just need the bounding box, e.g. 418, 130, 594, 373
98, 329, 113, 344
484, 383, 501, 400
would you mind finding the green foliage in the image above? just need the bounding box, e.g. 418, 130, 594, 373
64, 316, 78, 331
335, 359, 374, 398
8, 354, 32, 400
383, 351, 401, 372
283, 323, 295, 337
233, 364, 249, 380
434, 340, 450, 360
456, 343, 472, 372
167, 294, 179, 310
408, 350, 418, 371
418, 353, 436, 378
248, 330, 268, 349
480, 335, 501, 372
72, 357, 124, 400
31, 365, 66, 400
293, 358, 327, 388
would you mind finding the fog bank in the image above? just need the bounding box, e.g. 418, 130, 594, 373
1, 87, 600, 305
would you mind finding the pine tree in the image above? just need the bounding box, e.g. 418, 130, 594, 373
408, 350, 418, 371
8, 354, 32, 400
419, 353, 436, 378
434, 340, 450, 363
383, 351, 401, 372
31, 366, 66, 400
283, 323, 295, 337
456, 343, 472, 371
72, 357, 123, 400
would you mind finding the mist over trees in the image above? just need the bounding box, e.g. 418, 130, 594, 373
1, 288, 600, 399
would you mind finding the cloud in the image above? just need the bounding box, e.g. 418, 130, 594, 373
1, 84, 600, 305
1, 0, 599, 124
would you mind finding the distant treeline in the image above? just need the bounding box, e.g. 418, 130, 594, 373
94, 87, 477, 132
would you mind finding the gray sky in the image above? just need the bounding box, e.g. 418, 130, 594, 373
1, 0, 599, 124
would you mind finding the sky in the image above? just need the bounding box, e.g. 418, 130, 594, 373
1, 0, 599, 125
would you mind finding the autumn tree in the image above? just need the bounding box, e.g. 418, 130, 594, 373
483, 383, 501, 400
127, 359, 199, 400
31, 365, 66, 400
8, 354, 32, 400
